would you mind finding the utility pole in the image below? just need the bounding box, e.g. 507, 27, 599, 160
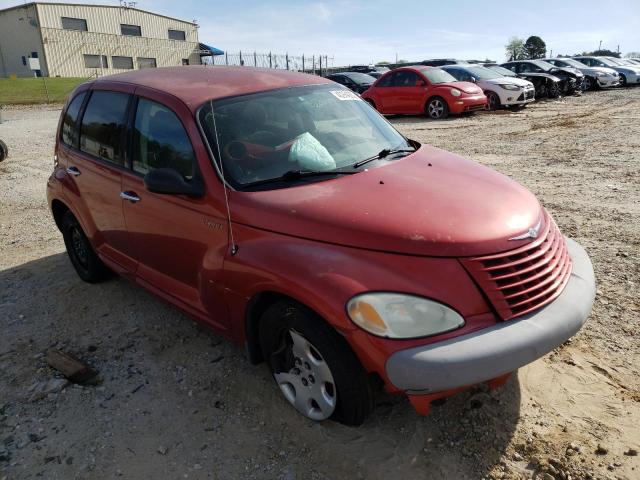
598, 40, 602, 50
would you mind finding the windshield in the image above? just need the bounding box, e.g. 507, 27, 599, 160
486, 65, 517, 77
530, 60, 556, 71
344, 72, 377, 84
421, 68, 457, 84
554, 58, 585, 69
594, 57, 618, 67
464, 66, 501, 80
198, 84, 412, 189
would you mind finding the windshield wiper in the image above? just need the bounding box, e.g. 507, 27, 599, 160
352, 147, 415, 169
242, 169, 357, 189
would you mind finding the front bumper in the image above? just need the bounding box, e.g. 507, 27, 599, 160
502, 88, 535, 106
597, 76, 620, 87
385, 237, 595, 393
450, 95, 487, 114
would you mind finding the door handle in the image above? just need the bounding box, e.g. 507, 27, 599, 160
66, 166, 81, 176
120, 191, 140, 203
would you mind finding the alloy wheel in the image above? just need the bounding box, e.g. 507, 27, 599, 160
428, 99, 445, 119
487, 92, 500, 110
71, 226, 89, 269
583, 77, 592, 91
273, 330, 337, 421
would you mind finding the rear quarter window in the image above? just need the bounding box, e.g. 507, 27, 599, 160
61, 92, 86, 148
80, 91, 130, 166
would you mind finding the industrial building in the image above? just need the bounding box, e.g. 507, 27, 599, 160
0, 2, 220, 78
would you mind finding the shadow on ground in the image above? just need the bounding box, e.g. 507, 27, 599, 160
1, 253, 521, 479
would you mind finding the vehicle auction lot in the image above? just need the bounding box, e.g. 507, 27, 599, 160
1, 89, 639, 479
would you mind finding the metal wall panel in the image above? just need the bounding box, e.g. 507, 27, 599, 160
35, 3, 202, 77
0, 4, 47, 77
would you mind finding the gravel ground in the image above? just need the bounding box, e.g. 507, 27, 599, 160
0, 89, 638, 480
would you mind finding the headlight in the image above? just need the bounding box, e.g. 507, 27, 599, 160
450, 88, 462, 97
497, 83, 520, 91
346, 293, 465, 339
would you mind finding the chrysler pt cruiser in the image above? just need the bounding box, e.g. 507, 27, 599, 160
47, 67, 595, 425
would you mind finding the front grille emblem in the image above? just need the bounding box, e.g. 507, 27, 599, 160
509, 217, 542, 241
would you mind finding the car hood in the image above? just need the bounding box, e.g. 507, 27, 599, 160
583, 66, 617, 76
484, 77, 532, 87
550, 66, 584, 77
230, 145, 542, 257
442, 81, 483, 94
518, 72, 562, 82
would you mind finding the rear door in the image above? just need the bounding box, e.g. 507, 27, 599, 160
62, 85, 137, 273
120, 89, 230, 329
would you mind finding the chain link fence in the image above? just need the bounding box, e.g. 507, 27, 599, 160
209, 52, 334, 76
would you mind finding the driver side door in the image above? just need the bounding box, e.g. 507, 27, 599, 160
120, 88, 231, 330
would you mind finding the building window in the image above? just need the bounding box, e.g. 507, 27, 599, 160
112, 56, 134, 70
181, 59, 189, 66
168, 29, 186, 41
83, 54, 108, 69
137, 57, 157, 69
22, 56, 27, 66
61, 17, 88, 31
120, 24, 141, 36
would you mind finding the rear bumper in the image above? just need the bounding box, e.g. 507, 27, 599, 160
450, 95, 486, 114
385, 237, 595, 393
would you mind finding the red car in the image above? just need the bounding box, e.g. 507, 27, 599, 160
48, 67, 595, 425
361, 65, 487, 119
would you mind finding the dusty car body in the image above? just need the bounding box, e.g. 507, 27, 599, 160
543, 57, 619, 90
501, 60, 584, 96
362, 65, 487, 119
47, 66, 596, 425
326, 72, 376, 94
483, 63, 563, 99
441, 64, 535, 110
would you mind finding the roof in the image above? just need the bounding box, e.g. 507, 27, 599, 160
91, 66, 332, 110
0, 2, 196, 25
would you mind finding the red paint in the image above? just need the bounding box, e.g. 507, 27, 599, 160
362, 65, 487, 115
47, 67, 550, 416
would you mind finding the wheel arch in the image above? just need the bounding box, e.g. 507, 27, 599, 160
51, 198, 71, 231
245, 290, 331, 365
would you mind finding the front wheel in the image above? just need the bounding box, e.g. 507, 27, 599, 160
620, 74, 627, 87
61, 211, 111, 283
0, 139, 7, 162
485, 91, 501, 111
547, 82, 561, 99
582, 76, 594, 91
426, 97, 449, 120
259, 301, 374, 425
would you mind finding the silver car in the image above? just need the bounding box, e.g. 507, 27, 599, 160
544, 57, 619, 90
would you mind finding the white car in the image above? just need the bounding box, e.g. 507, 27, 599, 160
574, 56, 640, 87
544, 57, 619, 90
441, 64, 535, 110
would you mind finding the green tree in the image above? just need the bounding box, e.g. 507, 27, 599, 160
584, 49, 620, 58
505, 37, 525, 61
523, 36, 547, 59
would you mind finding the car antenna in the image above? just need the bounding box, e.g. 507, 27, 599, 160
208, 96, 239, 256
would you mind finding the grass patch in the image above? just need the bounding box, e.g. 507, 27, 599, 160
0, 77, 87, 105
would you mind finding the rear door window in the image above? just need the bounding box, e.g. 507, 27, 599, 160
132, 98, 196, 180
80, 91, 130, 165
61, 92, 86, 148
393, 71, 420, 87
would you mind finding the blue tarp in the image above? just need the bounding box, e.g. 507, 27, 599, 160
199, 43, 224, 56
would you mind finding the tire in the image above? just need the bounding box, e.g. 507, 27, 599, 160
547, 82, 561, 99
582, 76, 594, 91
485, 91, 501, 111
61, 211, 111, 283
0, 139, 7, 162
620, 74, 627, 87
425, 97, 449, 120
259, 300, 374, 426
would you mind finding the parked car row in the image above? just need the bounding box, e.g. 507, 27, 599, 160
327, 56, 639, 120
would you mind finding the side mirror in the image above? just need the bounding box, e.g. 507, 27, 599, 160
144, 168, 204, 197
470, 76, 477, 83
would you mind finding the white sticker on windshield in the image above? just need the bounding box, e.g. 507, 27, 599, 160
330, 90, 360, 101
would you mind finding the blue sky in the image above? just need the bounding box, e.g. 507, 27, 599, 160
2, 0, 639, 65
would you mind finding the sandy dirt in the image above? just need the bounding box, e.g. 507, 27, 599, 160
0, 89, 638, 480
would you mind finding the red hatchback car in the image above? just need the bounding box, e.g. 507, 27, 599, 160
361, 66, 488, 119
48, 67, 595, 425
